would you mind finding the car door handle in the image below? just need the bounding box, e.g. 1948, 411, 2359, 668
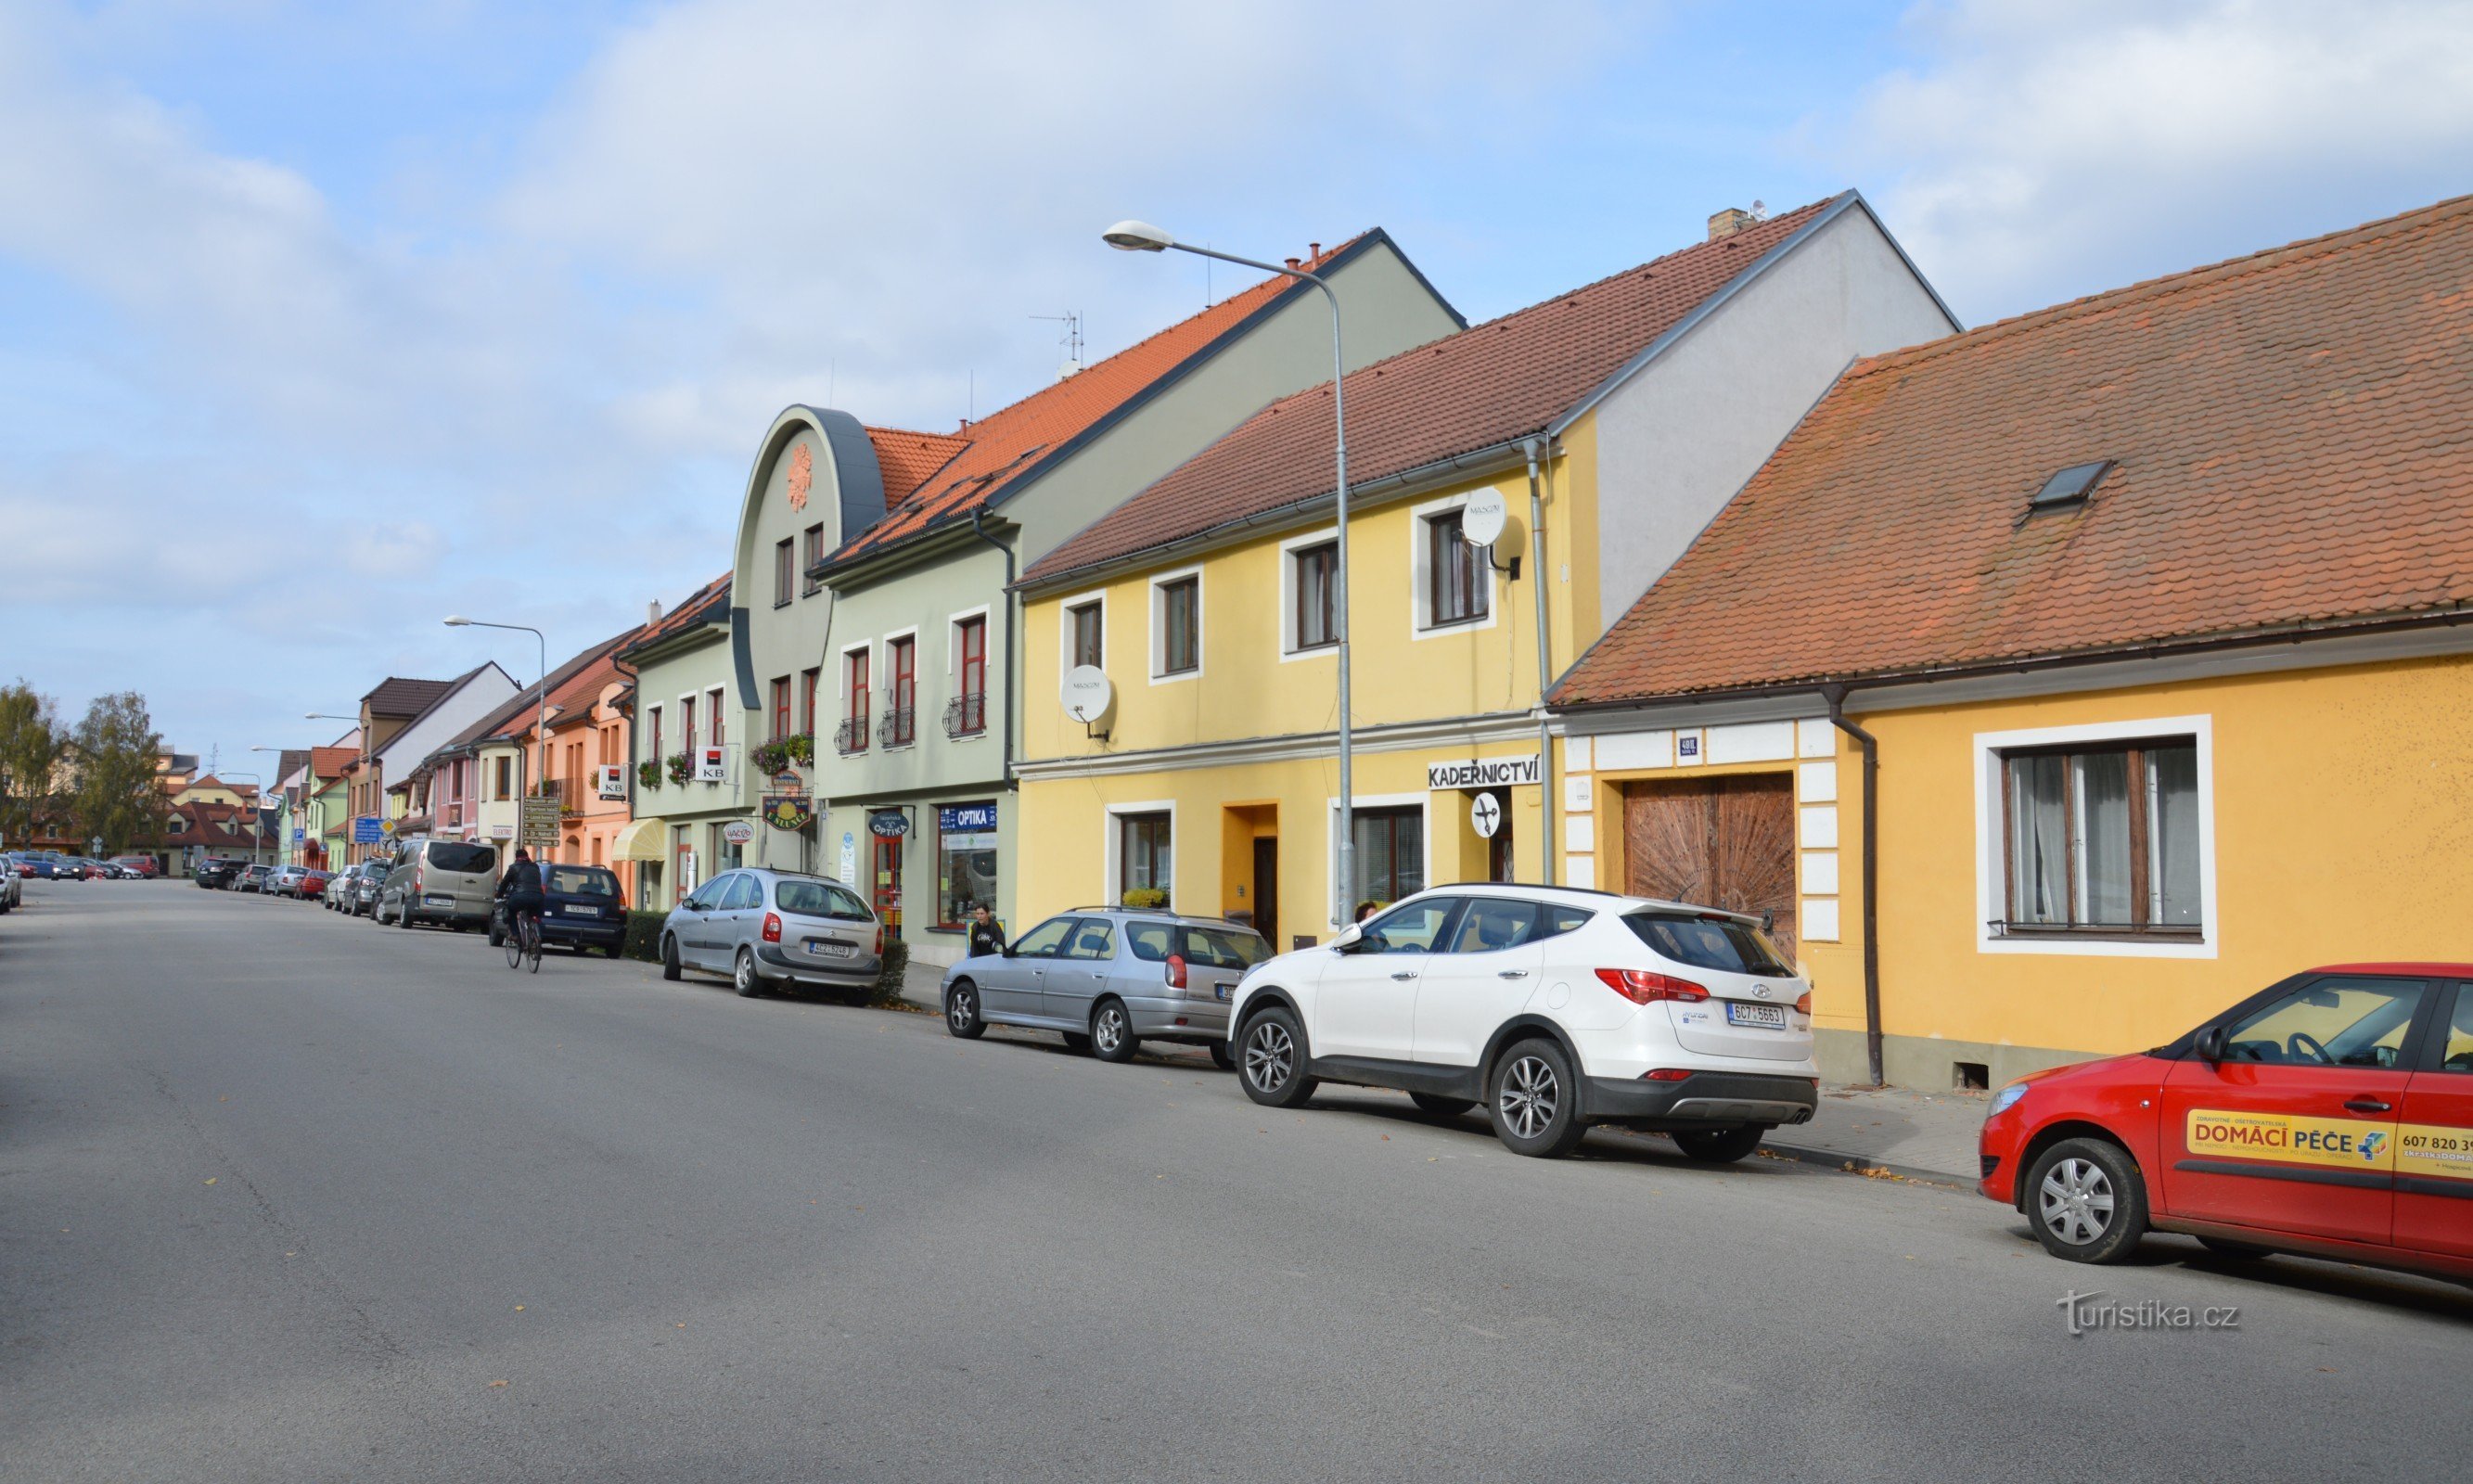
2342, 1097, 2393, 1114
1498, 969, 1530, 979
1390, 970, 1417, 981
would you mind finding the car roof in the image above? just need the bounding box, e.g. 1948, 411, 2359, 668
2313, 962, 2473, 978
1058, 906, 1257, 930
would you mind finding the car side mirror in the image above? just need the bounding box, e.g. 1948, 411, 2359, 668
2192, 1025, 2225, 1065
1330, 923, 1365, 953
1000, 943, 1018, 958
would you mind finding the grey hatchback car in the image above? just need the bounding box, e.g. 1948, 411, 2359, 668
941, 908, 1272, 1064
659, 867, 883, 997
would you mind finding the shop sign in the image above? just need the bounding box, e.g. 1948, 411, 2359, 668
868, 810, 911, 838
723, 820, 756, 844
839, 831, 857, 885
1469, 792, 1503, 839
938, 802, 999, 833
762, 796, 815, 832
1427, 755, 1540, 790
694, 747, 728, 783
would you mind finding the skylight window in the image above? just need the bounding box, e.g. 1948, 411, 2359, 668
2031, 460, 2113, 509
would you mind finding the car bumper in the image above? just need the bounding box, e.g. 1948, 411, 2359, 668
540, 915, 624, 945
1582, 1069, 1819, 1129
1124, 994, 1231, 1040
757, 943, 882, 987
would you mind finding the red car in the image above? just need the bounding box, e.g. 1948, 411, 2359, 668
1980, 964, 2473, 1286
110, 855, 160, 878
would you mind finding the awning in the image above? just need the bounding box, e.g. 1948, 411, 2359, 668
610, 816, 666, 862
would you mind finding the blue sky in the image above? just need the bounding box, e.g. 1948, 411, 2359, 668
5, 0, 2471, 772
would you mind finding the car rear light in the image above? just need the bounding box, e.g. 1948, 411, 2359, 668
762, 911, 782, 943
1641, 1068, 1694, 1081
1594, 967, 1709, 1004
872, 925, 883, 955
1795, 990, 1812, 1015
1166, 953, 1188, 990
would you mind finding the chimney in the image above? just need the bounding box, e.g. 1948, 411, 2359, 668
1309, 241, 1322, 262
1284, 257, 1301, 271
1707, 207, 1754, 242
647, 598, 663, 625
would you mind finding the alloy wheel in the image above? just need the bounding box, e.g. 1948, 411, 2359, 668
1245, 1021, 1294, 1093
1498, 1055, 1559, 1141
1095, 1005, 1125, 1054
2038, 1157, 2116, 1246
949, 988, 976, 1033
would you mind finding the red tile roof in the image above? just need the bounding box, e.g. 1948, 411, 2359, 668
1023, 200, 1838, 584
1554, 193, 2473, 707
362, 675, 456, 717
866, 427, 972, 504
309, 746, 356, 780
621, 574, 732, 659
829, 235, 1377, 567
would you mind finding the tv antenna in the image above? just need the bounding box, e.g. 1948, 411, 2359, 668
1031, 312, 1083, 378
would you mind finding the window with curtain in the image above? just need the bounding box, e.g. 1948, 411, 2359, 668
1069, 601, 1104, 669
2002, 738, 2199, 936
1425, 511, 1489, 627
1293, 542, 1337, 650
1119, 812, 1172, 898
1158, 577, 1199, 675
1352, 805, 1425, 905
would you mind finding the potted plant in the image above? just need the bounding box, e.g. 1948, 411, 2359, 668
636, 759, 662, 791
786, 731, 814, 767
1121, 887, 1170, 909
664, 752, 692, 786
750, 739, 792, 776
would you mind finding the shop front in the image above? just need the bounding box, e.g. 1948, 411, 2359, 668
814, 794, 1009, 968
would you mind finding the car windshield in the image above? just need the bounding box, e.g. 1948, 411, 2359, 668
546, 866, 620, 899
1125, 922, 1271, 969
775, 878, 871, 921
1622, 911, 1795, 977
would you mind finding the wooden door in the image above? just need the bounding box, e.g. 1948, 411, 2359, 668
1622, 774, 1798, 961
1250, 837, 1279, 950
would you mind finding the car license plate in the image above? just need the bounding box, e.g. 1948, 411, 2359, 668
565, 906, 600, 917
1725, 1001, 1787, 1029
423, 894, 453, 907
1213, 983, 1231, 1002
807, 940, 853, 958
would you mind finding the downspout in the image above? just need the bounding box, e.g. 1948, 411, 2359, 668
968, 510, 1019, 788
1522, 439, 1556, 885
1822, 684, 1884, 1087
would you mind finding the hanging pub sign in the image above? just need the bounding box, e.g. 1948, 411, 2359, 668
868, 810, 911, 838
762, 794, 817, 832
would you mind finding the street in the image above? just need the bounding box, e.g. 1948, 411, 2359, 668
5, 883, 2467, 1482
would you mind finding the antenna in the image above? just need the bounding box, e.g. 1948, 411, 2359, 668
1031, 312, 1084, 378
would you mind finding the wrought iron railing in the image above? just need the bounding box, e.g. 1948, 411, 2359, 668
878, 705, 916, 748
835, 715, 869, 755
944, 692, 988, 738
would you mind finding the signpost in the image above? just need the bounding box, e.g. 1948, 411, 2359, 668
352, 815, 384, 844
519, 797, 561, 849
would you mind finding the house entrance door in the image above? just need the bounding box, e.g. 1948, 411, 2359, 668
874, 835, 905, 939
1621, 774, 1798, 961
1250, 837, 1279, 949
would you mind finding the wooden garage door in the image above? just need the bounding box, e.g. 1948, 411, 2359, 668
1621, 774, 1798, 961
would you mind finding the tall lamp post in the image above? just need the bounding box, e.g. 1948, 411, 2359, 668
1103, 220, 1357, 929
446, 617, 549, 856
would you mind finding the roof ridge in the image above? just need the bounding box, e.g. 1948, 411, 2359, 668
1848, 190, 2473, 383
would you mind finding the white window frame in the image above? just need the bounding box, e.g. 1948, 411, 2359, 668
1059, 588, 1108, 677
1148, 565, 1205, 684
1325, 790, 1429, 928
837, 639, 873, 701
1103, 800, 1178, 905
1277, 526, 1340, 661
1972, 713, 2218, 959
1408, 490, 1502, 639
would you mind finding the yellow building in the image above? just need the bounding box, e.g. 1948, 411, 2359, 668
1552, 194, 2473, 1087
1014, 193, 1954, 949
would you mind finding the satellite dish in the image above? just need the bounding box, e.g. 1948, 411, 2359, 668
1062, 665, 1116, 723
1461, 488, 1508, 547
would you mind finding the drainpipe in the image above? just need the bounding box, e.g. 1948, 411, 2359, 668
1523, 439, 1556, 885
1822, 684, 1884, 1087
969, 510, 1019, 789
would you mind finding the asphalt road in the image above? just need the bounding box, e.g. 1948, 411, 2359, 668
4, 880, 2467, 1482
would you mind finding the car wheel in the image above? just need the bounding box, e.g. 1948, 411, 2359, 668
398, 900, 414, 929
1487, 1039, 1589, 1158
733, 947, 765, 998
1408, 1093, 1476, 1118
660, 934, 683, 981
945, 980, 988, 1039
1672, 1125, 1765, 1163
1236, 1006, 1318, 1108
603, 940, 624, 960
1091, 1000, 1139, 1063
1207, 1040, 1235, 1070
2026, 1137, 2149, 1264
2195, 1235, 2272, 1261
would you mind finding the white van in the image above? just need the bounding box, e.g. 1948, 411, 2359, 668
376, 839, 501, 931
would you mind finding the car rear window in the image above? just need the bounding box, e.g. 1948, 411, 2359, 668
546, 866, 620, 899
426, 843, 496, 875
1126, 921, 1272, 969
775, 878, 872, 921
1621, 911, 1795, 977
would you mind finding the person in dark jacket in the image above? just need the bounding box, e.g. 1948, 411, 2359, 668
495, 848, 545, 939
967, 904, 1006, 958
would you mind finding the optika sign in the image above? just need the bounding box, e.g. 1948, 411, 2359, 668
1427, 755, 1540, 790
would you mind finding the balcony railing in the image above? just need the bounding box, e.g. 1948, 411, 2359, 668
835, 715, 869, 756
944, 692, 988, 738
878, 705, 916, 749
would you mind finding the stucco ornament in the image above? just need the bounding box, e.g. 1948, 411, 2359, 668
785, 442, 814, 513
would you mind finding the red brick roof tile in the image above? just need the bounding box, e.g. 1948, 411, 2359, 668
1023, 199, 1837, 584
1554, 193, 2473, 707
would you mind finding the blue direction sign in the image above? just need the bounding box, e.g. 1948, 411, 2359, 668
352, 815, 383, 844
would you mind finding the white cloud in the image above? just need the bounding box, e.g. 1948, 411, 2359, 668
1841, 0, 2473, 319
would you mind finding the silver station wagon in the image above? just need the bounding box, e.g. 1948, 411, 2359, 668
659, 867, 883, 997
941, 908, 1273, 1065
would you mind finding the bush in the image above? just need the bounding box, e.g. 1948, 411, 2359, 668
621, 909, 667, 962
1121, 887, 1169, 909
864, 934, 912, 1007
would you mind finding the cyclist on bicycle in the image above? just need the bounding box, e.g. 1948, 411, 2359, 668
495, 848, 545, 944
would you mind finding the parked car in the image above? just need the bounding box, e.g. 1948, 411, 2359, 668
657, 867, 881, 996
109, 854, 160, 878
296, 867, 335, 901
345, 860, 388, 915
0, 859, 19, 912
266, 864, 310, 897
1980, 964, 2473, 1286
237, 864, 274, 893
1224, 885, 1820, 1160
22, 851, 70, 879
195, 858, 243, 889
942, 908, 1271, 1064
324, 865, 368, 909
490, 864, 629, 957
4, 851, 32, 879
64, 857, 104, 881
375, 839, 500, 929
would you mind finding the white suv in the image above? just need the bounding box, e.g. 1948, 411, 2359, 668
1225, 885, 1820, 1159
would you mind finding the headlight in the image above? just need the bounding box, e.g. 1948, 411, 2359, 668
1989, 1081, 2029, 1117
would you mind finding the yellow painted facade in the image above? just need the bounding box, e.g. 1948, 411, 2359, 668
1573, 647, 2473, 1085
1018, 437, 1606, 941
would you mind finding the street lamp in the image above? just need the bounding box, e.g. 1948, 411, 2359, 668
446, 616, 550, 855
1105, 220, 1358, 928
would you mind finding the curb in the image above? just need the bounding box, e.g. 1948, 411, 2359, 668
1757, 1139, 1976, 1191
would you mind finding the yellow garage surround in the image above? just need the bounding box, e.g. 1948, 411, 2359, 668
609, 816, 666, 862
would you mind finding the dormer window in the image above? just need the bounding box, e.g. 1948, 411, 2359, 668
2031, 460, 2113, 510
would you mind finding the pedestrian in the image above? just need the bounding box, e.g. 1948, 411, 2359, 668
1353, 900, 1380, 924
967, 903, 1006, 958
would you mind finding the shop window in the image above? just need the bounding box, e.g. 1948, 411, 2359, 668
936, 802, 1000, 928
2001, 737, 2199, 938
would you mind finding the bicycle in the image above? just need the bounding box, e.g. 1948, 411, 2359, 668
504, 905, 543, 973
